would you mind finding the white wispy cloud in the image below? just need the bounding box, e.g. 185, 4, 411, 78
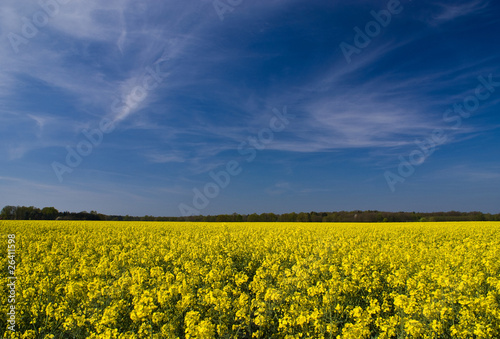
266, 181, 292, 196
431, 0, 489, 23
433, 164, 500, 182
0, 1, 179, 162
145, 152, 185, 164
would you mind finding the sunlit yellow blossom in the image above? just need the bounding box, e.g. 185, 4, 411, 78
1, 220, 499, 338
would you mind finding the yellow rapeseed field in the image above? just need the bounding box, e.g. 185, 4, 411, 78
1, 221, 500, 338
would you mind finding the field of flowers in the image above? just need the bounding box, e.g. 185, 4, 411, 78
1, 221, 500, 338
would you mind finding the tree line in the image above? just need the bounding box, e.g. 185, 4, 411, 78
1, 205, 499, 222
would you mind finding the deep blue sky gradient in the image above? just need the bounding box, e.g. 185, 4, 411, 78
1, 0, 499, 216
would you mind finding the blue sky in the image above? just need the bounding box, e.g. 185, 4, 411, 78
1, 0, 499, 216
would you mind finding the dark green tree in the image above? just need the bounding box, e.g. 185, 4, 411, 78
41, 207, 59, 220
1, 206, 16, 219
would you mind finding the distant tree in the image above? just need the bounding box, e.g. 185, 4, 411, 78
2, 205, 499, 222
1, 206, 16, 219
310, 212, 322, 222
297, 212, 309, 222
201, 215, 216, 222
247, 213, 260, 222
259, 213, 277, 222
216, 214, 232, 222
278, 213, 296, 222
14, 206, 42, 220
376, 213, 384, 222
41, 207, 59, 220
322, 213, 336, 222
